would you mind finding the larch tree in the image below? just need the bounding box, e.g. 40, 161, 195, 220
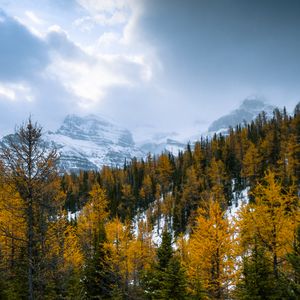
77, 184, 121, 298
0, 118, 61, 300
241, 141, 261, 185
0, 181, 27, 299
188, 200, 235, 299
77, 183, 109, 257
237, 170, 299, 297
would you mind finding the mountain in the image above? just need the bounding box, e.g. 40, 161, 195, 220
1, 98, 277, 172
133, 129, 187, 155
207, 97, 275, 134
43, 114, 144, 172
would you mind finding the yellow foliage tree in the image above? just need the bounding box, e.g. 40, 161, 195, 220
238, 170, 299, 279
77, 183, 109, 256
188, 200, 235, 299
241, 141, 261, 183
0, 183, 26, 293
105, 217, 133, 292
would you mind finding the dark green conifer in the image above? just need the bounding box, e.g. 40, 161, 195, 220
142, 230, 187, 299
83, 223, 121, 299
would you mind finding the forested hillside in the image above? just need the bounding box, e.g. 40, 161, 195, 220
0, 104, 300, 299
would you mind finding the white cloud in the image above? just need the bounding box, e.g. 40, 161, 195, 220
73, 11, 128, 33
0, 0, 164, 133
97, 32, 120, 46
0, 83, 33, 102
0, 85, 15, 100
13, 16, 44, 38
47, 56, 129, 107
94, 11, 128, 25
77, 0, 130, 14
48, 24, 63, 33
25, 10, 44, 25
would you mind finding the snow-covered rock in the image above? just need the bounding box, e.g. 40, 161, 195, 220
43, 114, 144, 172
207, 97, 275, 136
133, 128, 187, 155
1, 98, 278, 172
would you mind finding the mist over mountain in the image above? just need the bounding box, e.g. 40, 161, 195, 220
1, 98, 278, 172
208, 97, 275, 133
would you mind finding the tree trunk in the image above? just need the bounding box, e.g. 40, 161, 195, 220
28, 201, 34, 300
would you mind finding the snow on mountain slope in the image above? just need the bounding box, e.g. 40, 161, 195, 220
133, 127, 187, 155
207, 97, 275, 135
1, 98, 278, 172
43, 114, 144, 172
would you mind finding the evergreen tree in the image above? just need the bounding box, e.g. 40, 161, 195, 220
157, 230, 173, 271
286, 225, 300, 297
142, 230, 187, 299
83, 223, 121, 299
235, 246, 278, 299
162, 256, 187, 300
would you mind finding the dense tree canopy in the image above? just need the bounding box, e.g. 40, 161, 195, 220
0, 104, 299, 299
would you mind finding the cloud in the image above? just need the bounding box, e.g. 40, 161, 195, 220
97, 31, 120, 47
47, 51, 153, 108
0, 4, 157, 133
73, 0, 132, 33
1, 0, 299, 139
0, 83, 33, 102
25, 10, 44, 25
77, 0, 130, 14
0, 11, 49, 81
136, 0, 300, 88
0, 84, 16, 101
46, 26, 88, 60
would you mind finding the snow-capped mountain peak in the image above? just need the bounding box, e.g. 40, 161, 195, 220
56, 114, 134, 147
1, 98, 278, 172
207, 97, 276, 133
43, 114, 142, 172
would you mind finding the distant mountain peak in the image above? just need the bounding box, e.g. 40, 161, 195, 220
239, 97, 274, 112
208, 97, 276, 133
56, 113, 134, 147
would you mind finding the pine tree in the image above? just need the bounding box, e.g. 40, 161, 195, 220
142, 230, 187, 299
286, 225, 300, 297
162, 255, 187, 300
83, 223, 121, 299
157, 230, 173, 271
235, 245, 278, 299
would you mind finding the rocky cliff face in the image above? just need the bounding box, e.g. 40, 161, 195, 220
43, 114, 143, 172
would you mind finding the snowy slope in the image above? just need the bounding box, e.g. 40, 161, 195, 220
1, 98, 277, 172
43, 114, 144, 172
207, 97, 275, 135
136, 131, 187, 155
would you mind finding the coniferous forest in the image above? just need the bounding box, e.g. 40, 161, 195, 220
0, 104, 300, 299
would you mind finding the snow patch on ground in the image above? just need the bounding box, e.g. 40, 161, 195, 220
67, 210, 80, 221
227, 180, 250, 221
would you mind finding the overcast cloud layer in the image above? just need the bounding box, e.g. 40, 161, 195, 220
0, 0, 299, 137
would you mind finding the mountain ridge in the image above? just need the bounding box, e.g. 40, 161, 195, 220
207, 97, 275, 133
1, 98, 278, 172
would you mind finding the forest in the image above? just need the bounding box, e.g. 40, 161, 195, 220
0, 104, 300, 299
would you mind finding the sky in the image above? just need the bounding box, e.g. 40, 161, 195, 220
0, 0, 300, 139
